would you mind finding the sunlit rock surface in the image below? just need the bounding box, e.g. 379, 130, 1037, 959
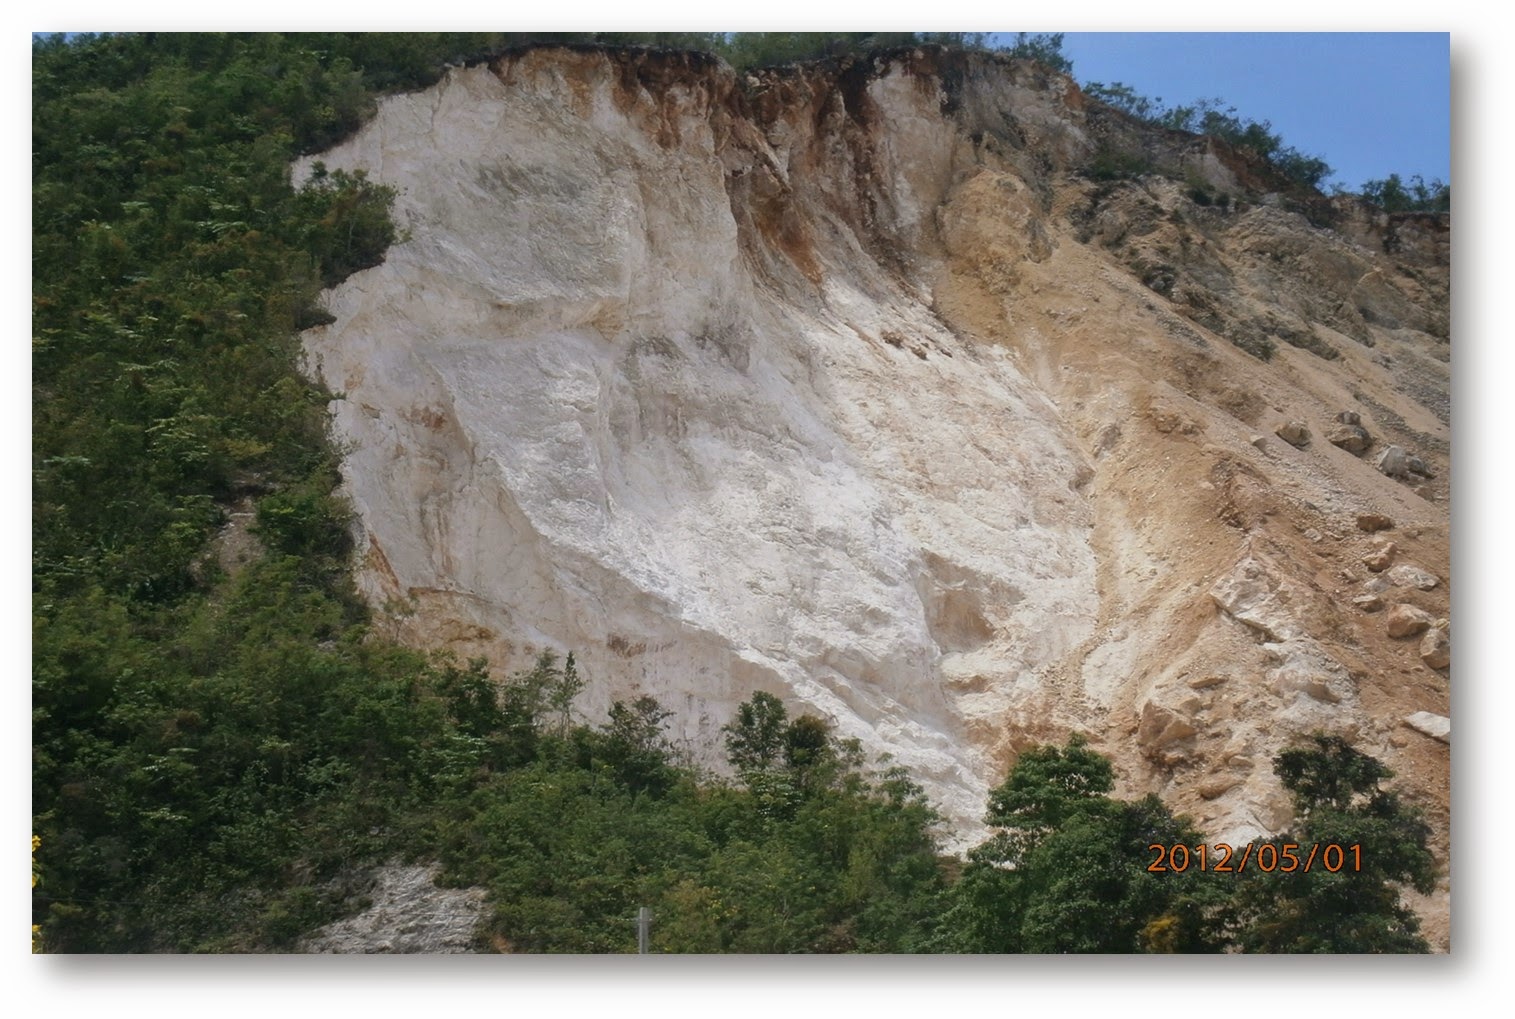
296, 46, 1448, 943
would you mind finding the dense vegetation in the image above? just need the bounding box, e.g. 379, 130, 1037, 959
33, 30, 426, 951
27, 29, 984, 953
33, 32, 1435, 953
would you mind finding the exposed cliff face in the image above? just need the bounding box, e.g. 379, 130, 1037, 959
296, 46, 1449, 940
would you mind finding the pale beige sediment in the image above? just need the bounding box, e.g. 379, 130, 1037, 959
297, 47, 1449, 946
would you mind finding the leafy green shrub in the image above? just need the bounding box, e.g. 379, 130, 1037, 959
296, 164, 400, 286
1088, 145, 1154, 181
1082, 81, 1333, 191
1083, 80, 1162, 121
1002, 32, 1072, 74
253, 477, 352, 560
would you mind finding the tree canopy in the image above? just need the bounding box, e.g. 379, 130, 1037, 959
930, 734, 1437, 953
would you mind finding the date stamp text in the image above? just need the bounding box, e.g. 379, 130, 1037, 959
1147, 842, 1363, 874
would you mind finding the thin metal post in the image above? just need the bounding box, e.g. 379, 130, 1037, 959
637, 906, 650, 955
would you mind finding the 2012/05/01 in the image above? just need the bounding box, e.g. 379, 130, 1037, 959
1147, 843, 1363, 874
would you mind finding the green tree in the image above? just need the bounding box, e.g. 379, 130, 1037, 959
931, 736, 1225, 953
1360, 173, 1450, 213
598, 696, 676, 797
723, 692, 790, 774
546, 651, 584, 737
783, 713, 833, 779
435, 656, 504, 740
1004, 32, 1072, 74
978, 733, 1114, 866
1231, 734, 1437, 953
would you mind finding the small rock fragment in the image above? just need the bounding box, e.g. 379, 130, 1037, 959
1386, 603, 1435, 638
1387, 564, 1440, 590
1335, 410, 1362, 425
1419, 628, 1450, 670
1363, 541, 1397, 572
1406, 455, 1436, 478
1151, 408, 1182, 433
1352, 593, 1385, 613
1403, 711, 1450, 743
1198, 776, 1241, 800
1356, 513, 1394, 532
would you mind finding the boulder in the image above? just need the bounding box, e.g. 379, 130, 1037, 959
1387, 564, 1440, 590
1139, 702, 1198, 765
1386, 603, 1435, 638
1403, 711, 1450, 744
1406, 454, 1436, 478
1139, 702, 1198, 748
1375, 445, 1412, 479
1355, 513, 1394, 532
1327, 423, 1371, 453
1275, 421, 1310, 448
1267, 646, 1349, 704
1420, 627, 1450, 670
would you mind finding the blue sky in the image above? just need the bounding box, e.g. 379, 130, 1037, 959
1048, 33, 1451, 191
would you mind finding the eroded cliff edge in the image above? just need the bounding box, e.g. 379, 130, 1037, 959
295, 45, 1449, 941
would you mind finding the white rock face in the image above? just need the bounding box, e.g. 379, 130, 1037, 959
1209, 557, 1303, 642
294, 48, 1451, 912
300, 864, 486, 953
297, 53, 1098, 836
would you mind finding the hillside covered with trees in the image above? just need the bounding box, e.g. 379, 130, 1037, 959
33, 31, 1438, 953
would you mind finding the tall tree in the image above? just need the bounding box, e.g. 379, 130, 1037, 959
1231, 735, 1437, 953
931, 736, 1226, 953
